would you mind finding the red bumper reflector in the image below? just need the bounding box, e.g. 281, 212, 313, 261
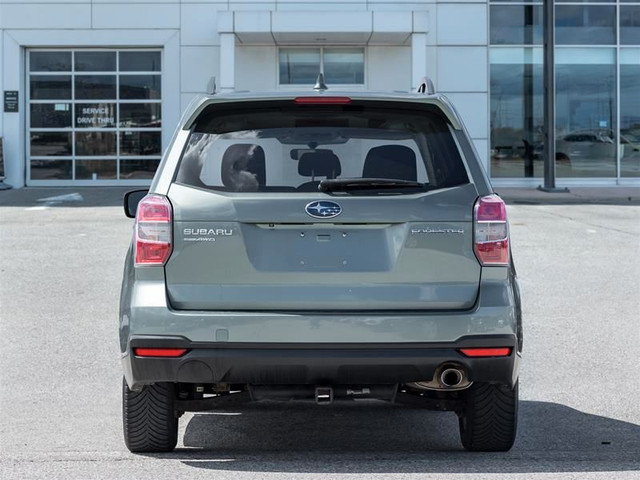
294, 96, 352, 105
133, 348, 188, 358
459, 347, 512, 357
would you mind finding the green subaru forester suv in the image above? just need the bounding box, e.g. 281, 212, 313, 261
120, 80, 522, 453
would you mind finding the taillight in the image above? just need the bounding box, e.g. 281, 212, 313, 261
133, 348, 187, 358
459, 347, 512, 357
134, 194, 172, 266
473, 194, 509, 266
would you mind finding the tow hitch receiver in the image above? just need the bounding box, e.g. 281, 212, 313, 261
248, 384, 397, 402
315, 386, 333, 405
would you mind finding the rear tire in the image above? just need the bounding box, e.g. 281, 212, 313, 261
458, 381, 518, 452
122, 378, 178, 453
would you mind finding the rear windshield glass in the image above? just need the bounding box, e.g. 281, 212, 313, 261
175, 101, 468, 194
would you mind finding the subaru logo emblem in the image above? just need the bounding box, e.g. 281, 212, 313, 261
305, 201, 342, 219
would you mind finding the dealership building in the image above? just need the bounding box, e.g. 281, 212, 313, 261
0, 0, 638, 188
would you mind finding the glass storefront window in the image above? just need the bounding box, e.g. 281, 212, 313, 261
120, 75, 161, 100
555, 48, 616, 177
490, 6, 543, 45
75, 160, 117, 180
621, 6, 640, 45
30, 160, 72, 180
75, 52, 117, 72
75, 103, 116, 128
120, 159, 160, 179
28, 49, 162, 183
30, 52, 71, 72
30, 133, 72, 157
279, 48, 365, 85
556, 0, 615, 3
490, 0, 639, 181
30, 76, 71, 100
120, 131, 162, 156
30, 104, 71, 129
279, 49, 321, 85
119, 104, 161, 128
490, 48, 543, 178
620, 49, 640, 177
76, 132, 117, 156
555, 6, 616, 45
119, 51, 161, 72
323, 49, 365, 84
75, 75, 117, 100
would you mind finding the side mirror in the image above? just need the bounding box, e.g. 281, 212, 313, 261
124, 189, 148, 218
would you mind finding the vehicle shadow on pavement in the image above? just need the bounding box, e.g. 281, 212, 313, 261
159, 400, 639, 473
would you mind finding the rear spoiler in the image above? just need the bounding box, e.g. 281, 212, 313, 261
181, 94, 464, 131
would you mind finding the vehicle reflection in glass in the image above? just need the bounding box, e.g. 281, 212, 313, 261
491, 129, 640, 178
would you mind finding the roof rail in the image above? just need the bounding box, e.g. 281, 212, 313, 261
416, 77, 435, 95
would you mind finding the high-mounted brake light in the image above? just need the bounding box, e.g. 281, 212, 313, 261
294, 96, 352, 105
133, 348, 187, 358
473, 194, 509, 266
459, 347, 512, 357
134, 194, 172, 266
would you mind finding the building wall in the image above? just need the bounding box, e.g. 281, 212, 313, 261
0, 0, 490, 187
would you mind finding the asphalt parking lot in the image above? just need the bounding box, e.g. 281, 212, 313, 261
1, 187, 639, 479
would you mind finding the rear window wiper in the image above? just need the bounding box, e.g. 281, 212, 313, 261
318, 178, 428, 193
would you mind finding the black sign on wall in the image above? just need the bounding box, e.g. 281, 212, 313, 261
4, 91, 19, 113
0, 137, 5, 179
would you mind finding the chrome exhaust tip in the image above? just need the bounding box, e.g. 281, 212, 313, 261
440, 368, 464, 388
406, 364, 471, 391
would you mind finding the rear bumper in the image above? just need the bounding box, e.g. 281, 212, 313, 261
122, 334, 520, 390
120, 266, 521, 348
